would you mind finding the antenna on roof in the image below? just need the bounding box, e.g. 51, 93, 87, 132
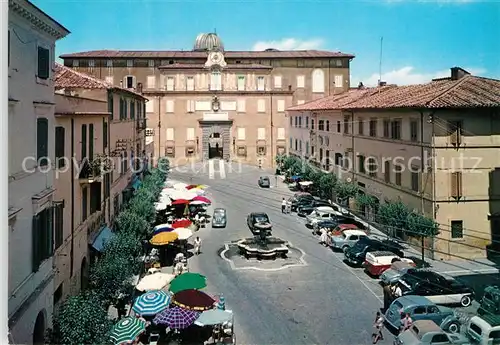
378, 36, 383, 92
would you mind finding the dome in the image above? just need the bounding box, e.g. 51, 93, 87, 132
193, 33, 224, 52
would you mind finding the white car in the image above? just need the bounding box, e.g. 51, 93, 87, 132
306, 207, 342, 228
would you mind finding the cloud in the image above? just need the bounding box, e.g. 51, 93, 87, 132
355, 66, 486, 86
252, 38, 324, 51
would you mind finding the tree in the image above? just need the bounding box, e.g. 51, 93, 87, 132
355, 193, 378, 218
318, 173, 337, 200
115, 210, 150, 237
275, 154, 286, 170
407, 212, 439, 261
128, 193, 156, 225
334, 181, 358, 204
46, 291, 112, 345
376, 201, 410, 238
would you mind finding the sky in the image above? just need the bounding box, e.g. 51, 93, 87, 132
36, 0, 499, 87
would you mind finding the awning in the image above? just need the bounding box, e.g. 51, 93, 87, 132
91, 226, 115, 252
132, 177, 142, 190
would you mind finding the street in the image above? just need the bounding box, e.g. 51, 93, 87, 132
170, 160, 393, 345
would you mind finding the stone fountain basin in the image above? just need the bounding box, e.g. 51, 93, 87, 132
237, 237, 289, 259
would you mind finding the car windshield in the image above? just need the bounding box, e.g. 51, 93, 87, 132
255, 215, 269, 223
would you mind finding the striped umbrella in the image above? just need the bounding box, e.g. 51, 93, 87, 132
153, 307, 200, 329
109, 317, 146, 345
152, 224, 174, 235
216, 294, 226, 310
132, 290, 171, 316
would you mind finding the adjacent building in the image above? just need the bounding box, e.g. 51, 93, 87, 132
288, 67, 500, 260
59, 33, 354, 167
7, 0, 70, 343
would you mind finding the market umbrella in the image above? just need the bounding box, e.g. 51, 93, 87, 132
185, 184, 198, 190
173, 182, 189, 190
136, 273, 175, 291
171, 199, 190, 205
153, 307, 200, 329
172, 289, 215, 311
172, 219, 192, 228
173, 227, 193, 240
192, 196, 211, 204
109, 317, 146, 345
169, 273, 207, 294
152, 224, 174, 235
190, 200, 206, 205
132, 290, 171, 316
150, 232, 179, 246
189, 188, 205, 196
194, 309, 233, 326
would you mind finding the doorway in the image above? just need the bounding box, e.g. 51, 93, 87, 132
208, 133, 223, 159
33, 310, 45, 344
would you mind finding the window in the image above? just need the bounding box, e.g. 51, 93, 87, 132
210, 71, 222, 90
295, 139, 298, 151
383, 119, 390, 138
337, 121, 341, 133
297, 75, 305, 88
113, 194, 120, 217
103, 121, 108, 148
410, 120, 419, 142
88, 124, 94, 159
395, 165, 402, 186
335, 153, 343, 166
318, 120, 325, 131
72, 59, 79, 67
37, 47, 50, 79
54, 203, 64, 250
257, 99, 266, 113
106, 60, 113, 68
367, 157, 377, 178
298, 117, 302, 128
431, 335, 449, 343
90, 183, 101, 214
451, 220, 463, 239
166, 76, 175, 91
319, 148, 323, 161
306, 142, 310, 155
369, 118, 377, 137
237, 76, 245, 91
448, 120, 463, 146
237, 99, 246, 113
384, 160, 390, 183
311, 146, 315, 157
130, 101, 135, 120
343, 116, 349, 134
358, 155, 366, 174
312, 69, 325, 93
125, 76, 135, 89
326, 121, 330, 132
306, 117, 309, 128
166, 128, 175, 141
294, 117, 298, 128
147, 76, 156, 89
413, 307, 426, 315
88, 59, 95, 67
451, 171, 463, 199
290, 116, 293, 126
146, 99, 154, 113
257, 146, 266, 156
82, 187, 88, 221
31, 207, 53, 272
81, 124, 87, 160
186, 127, 195, 141
311, 119, 315, 130
186, 76, 194, 91
334, 75, 343, 88
257, 128, 266, 140
37, 118, 49, 166
411, 170, 420, 192
335, 59, 342, 67
166, 100, 175, 113
186, 100, 195, 113
277, 128, 285, 140
257, 76, 265, 91
237, 128, 246, 140
126, 59, 133, 67
277, 100, 285, 112
274, 75, 282, 88
358, 118, 364, 135
391, 119, 402, 140
148, 59, 155, 68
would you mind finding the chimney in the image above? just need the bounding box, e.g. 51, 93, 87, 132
450, 67, 470, 81
358, 82, 365, 89
137, 82, 143, 94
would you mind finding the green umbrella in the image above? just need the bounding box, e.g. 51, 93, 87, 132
169, 272, 207, 293
109, 317, 146, 345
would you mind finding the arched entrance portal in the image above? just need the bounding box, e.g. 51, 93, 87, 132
208, 133, 223, 159
81, 257, 88, 290
33, 310, 45, 345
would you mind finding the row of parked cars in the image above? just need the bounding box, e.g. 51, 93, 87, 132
288, 192, 500, 345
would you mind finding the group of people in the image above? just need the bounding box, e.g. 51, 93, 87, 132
371, 310, 413, 344
281, 198, 292, 214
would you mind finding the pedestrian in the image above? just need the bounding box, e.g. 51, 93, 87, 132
400, 313, 413, 333
383, 284, 393, 312
281, 198, 286, 213
286, 199, 292, 214
371, 311, 385, 344
194, 236, 202, 255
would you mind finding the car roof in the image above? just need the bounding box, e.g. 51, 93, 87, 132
251, 212, 268, 217
412, 320, 442, 337
396, 295, 434, 306
338, 224, 358, 229
214, 208, 225, 212
343, 230, 367, 236
315, 206, 336, 212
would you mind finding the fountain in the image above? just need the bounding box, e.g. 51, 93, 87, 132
236, 223, 289, 260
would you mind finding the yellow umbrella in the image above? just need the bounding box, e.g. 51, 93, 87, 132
197, 185, 208, 189
150, 232, 179, 246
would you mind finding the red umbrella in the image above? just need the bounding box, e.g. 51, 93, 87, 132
172, 289, 215, 311
185, 185, 198, 190
192, 196, 211, 204
171, 199, 190, 205
172, 219, 192, 228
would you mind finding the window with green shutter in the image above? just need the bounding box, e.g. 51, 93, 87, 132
124, 99, 128, 120
89, 124, 94, 160
130, 100, 135, 119
37, 47, 50, 79
108, 92, 114, 120
54, 203, 64, 249
81, 124, 87, 160
32, 207, 53, 272
82, 187, 88, 221
103, 120, 108, 149
37, 118, 49, 166
32, 215, 40, 272
119, 98, 124, 120
55, 126, 65, 168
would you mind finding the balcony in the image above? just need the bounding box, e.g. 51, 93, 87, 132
136, 118, 146, 131
78, 155, 109, 184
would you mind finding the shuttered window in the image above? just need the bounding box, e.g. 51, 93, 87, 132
55, 126, 65, 168
130, 100, 135, 119
451, 172, 463, 199
36, 118, 49, 166
107, 92, 114, 120
451, 220, 463, 239
89, 124, 94, 160
37, 47, 50, 79
90, 183, 102, 214
82, 187, 88, 221
124, 99, 128, 119
103, 120, 108, 149
54, 203, 64, 250
32, 207, 53, 272
81, 124, 87, 160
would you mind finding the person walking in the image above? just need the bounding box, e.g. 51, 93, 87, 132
371, 311, 385, 344
194, 236, 202, 255
281, 198, 286, 213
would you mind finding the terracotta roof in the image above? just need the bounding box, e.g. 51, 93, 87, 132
158, 63, 273, 70
59, 49, 355, 59
54, 63, 146, 99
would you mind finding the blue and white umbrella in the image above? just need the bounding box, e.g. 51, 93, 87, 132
132, 290, 171, 316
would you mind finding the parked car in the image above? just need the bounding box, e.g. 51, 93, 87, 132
385, 296, 461, 333
380, 260, 419, 286
466, 314, 500, 345
289, 193, 314, 211
477, 285, 500, 316
212, 208, 227, 228
297, 199, 332, 217
258, 176, 270, 188
330, 223, 360, 236
306, 207, 342, 228
394, 320, 470, 345
329, 229, 368, 252
364, 251, 415, 277
343, 237, 404, 266
397, 270, 475, 307
247, 212, 272, 235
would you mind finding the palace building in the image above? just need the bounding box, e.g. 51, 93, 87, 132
60, 33, 354, 167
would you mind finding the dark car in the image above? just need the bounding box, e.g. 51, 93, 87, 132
313, 215, 366, 234
397, 270, 475, 307
212, 208, 227, 228
247, 212, 272, 234
344, 237, 404, 266
258, 176, 270, 188
289, 193, 314, 212
478, 285, 500, 316
297, 199, 332, 217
